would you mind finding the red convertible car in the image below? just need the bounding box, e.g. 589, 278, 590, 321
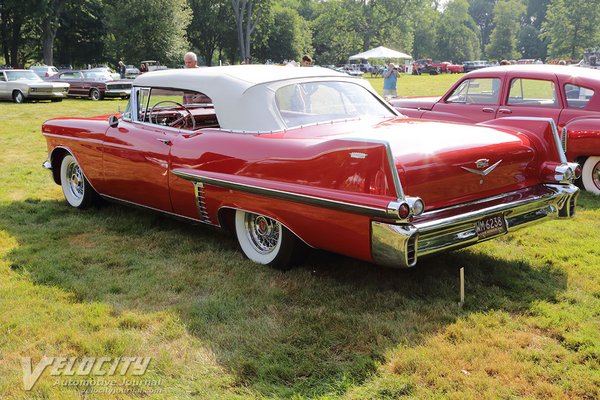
42, 66, 579, 269
390, 65, 600, 194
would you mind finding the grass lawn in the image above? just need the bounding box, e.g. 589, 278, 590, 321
0, 75, 598, 399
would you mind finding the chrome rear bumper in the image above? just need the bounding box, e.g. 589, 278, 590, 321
371, 183, 579, 268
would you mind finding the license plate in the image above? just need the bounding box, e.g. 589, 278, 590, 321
476, 214, 507, 239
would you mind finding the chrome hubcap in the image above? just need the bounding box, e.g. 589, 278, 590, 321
245, 214, 280, 254
66, 162, 84, 199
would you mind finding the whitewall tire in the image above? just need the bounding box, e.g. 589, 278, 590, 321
581, 156, 600, 195
234, 209, 298, 270
60, 155, 96, 208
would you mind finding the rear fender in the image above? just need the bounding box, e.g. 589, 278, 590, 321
563, 117, 600, 159
478, 117, 566, 164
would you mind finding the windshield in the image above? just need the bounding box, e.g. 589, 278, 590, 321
6, 70, 42, 82
275, 81, 394, 127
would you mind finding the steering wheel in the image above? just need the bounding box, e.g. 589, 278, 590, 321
149, 100, 196, 130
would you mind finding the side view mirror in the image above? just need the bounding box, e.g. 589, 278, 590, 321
108, 115, 119, 128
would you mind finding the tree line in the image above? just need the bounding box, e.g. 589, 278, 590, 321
1, 0, 600, 69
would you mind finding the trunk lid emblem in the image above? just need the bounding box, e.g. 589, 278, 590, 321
462, 159, 502, 176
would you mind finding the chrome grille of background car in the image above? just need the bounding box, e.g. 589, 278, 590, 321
107, 83, 131, 90
31, 87, 55, 93
561, 126, 567, 153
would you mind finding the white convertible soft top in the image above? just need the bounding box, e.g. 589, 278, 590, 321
133, 65, 381, 132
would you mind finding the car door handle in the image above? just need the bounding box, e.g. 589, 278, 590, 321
156, 138, 172, 145
482, 107, 495, 113
498, 108, 512, 114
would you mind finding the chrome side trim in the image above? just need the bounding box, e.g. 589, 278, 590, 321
371, 183, 579, 268
42, 160, 52, 170
173, 169, 395, 220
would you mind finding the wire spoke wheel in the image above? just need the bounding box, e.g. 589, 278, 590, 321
245, 214, 281, 254
234, 209, 299, 269
66, 161, 85, 201
60, 154, 97, 208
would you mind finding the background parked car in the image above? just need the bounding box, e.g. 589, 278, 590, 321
29, 65, 59, 78
0, 69, 68, 103
462, 60, 491, 73
45, 69, 131, 100
140, 60, 168, 72
390, 64, 600, 194
89, 67, 120, 80
124, 65, 140, 79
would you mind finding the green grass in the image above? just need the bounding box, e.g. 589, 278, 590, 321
0, 76, 599, 399
365, 72, 461, 97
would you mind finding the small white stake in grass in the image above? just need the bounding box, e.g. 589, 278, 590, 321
459, 267, 465, 308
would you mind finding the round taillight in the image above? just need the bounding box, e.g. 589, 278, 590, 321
574, 164, 582, 179
398, 202, 410, 219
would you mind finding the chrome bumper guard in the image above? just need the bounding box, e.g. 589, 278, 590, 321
372, 183, 579, 268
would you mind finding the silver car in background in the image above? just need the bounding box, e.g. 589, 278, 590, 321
0, 69, 69, 103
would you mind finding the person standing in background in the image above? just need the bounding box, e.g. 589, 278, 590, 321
184, 52, 199, 68
117, 61, 126, 79
301, 55, 313, 67
382, 62, 399, 99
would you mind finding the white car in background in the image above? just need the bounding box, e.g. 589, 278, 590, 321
30, 65, 59, 78
0, 69, 69, 103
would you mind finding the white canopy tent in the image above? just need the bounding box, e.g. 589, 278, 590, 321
348, 46, 412, 61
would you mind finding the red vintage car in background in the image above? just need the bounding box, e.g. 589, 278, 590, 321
42, 66, 579, 269
391, 65, 600, 194
412, 59, 464, 75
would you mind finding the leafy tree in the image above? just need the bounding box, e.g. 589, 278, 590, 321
486, 0, 525, 60
542, 0, 600, 60
55, 0, 107, 67
230, 0, 271, 62
525, 0, 549, 29
517, 24, 545, 60
105, 0, 192, 67
468, 0, 495, 56
187, 0, 232, 66
349, 0, 419, 52
311, 0, 363, 64
412, 5, 440, 59
0, 0, 43, 67
253, 5, 312, 63
41, 0, 67, 65
436, 0, 480, 62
